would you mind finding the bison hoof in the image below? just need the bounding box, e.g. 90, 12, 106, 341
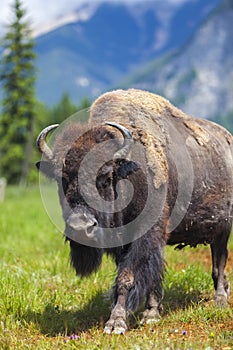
140, 308, 161, 325
104, 318, 127, 335
214, 294, 228, 307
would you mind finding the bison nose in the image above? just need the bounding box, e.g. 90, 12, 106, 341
67, 212, 98, 238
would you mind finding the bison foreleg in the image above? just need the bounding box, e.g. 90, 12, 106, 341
211, 234, 230, 306
104, 268, 134, 334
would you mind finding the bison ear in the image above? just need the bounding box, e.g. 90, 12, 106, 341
36, 161, 55, 179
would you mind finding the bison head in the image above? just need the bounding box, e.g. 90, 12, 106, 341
36, 122, 149, 247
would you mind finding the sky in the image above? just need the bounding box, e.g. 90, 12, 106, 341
0, 0, 189, 36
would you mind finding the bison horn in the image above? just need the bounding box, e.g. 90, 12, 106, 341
105, 121, 134, 159
36, 124, 59, 160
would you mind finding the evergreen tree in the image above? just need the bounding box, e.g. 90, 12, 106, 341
0, 0, 36, 185
49, 93, 91, 124
49, 92, 78, 124
78, 97, 91, 110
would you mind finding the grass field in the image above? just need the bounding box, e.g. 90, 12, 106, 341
0, 186, 233, 349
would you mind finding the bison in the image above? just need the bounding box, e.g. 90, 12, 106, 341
36, 89, 233, 334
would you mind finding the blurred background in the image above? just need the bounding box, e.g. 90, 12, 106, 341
0, 0, 232, 184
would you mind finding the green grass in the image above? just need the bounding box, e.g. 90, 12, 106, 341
0, 186, 233, 349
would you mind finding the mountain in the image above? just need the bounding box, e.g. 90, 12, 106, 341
124, 0, 233, 123
34, 0, 221, 105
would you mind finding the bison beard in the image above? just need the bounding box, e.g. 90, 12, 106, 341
36, 88, 233, 334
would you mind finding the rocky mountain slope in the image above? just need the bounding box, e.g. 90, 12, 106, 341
34, 0, 220, 105
125, 0, 233, 122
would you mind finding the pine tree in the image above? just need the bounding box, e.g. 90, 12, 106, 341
0, 0, 36, 185
50, 92, 78, 124
49, 93, 91, 124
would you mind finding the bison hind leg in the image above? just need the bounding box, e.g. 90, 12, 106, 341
140, 292, 162, 325
211, 231, 231, 307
